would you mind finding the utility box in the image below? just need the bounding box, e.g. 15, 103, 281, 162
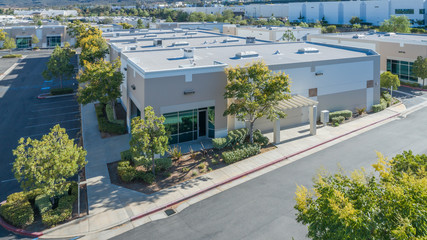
320, 110, 329, 126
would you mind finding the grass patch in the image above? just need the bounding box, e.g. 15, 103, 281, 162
2, 54, 22, 58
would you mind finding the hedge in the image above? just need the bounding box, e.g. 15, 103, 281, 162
42, 195, 74, 227
331, 116, 345, 125
253, 129, 269, 146
0, 192, 34, 228
35, 194, 52, 215
222, 144, 261, 164
155, 158, 172, 172
120, 149, 132, 162
95, 104, 127, 134
329, 110, 352, 120
117, 160, 155, 184
212, 128, 248, 149
2, 54, 22, 58
50, 88, 74, 95
106, 103, 125, 125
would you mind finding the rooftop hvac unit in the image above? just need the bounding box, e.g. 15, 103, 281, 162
297, 47, 319, 54
352, 34, 366, 39
173, 41, 189, 46
131, 37, 137, 43
183, 48, 194, 58
115, 32, 120, 37
153, 39, 162, 46
222, 38, 239, 43
384, 32, 396, 36
235, 51, 259, 58
129, 28, 135, 33
128, 46, 137, 51
246, 37, 255, 44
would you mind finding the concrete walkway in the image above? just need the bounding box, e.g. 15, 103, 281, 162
41, 102, 411, 239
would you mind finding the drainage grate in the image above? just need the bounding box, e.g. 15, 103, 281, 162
164, 209, 176, 216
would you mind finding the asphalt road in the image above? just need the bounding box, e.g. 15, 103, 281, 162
387, 86, 427, 109
113, 106, 427, 240
0, 51, 80, 240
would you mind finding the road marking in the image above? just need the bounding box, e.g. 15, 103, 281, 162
31, 105, 78, 112
0, 56, 27, 81
25, 118, 81, 128
1, 179, 17, 183
22, 127, 81, 138
44, 80, 53, 83
28, 111, 80, 120
36, 99, 76, 105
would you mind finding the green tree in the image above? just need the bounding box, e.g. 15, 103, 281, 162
295, 151, 427, 240
326, 25, 337, 33
3, 37, 16, 54
130, 106, 169, 176
412, 56, 427, 86
165, 16, 173, 22
79, 35, 109, 65
13, 124, 86, 203
349, 16, 361, 25
206, 14, 216, 22
299, 22, 309, 28
380, 15, 411, 33
282, 30, 296, 42
31, 35, 39, 48
136, 19, 144, 29
222, 9, 234, 22
36, 19, 42, 26
0, 29, 7, 41
42, 44, 75, 89
381, 71, 400, 97
77, 59, 123, 119
223, 61, 291, 143
118, 22, 133, 29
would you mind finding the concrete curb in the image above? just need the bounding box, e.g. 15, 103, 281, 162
130, 111, 401, 222
37, 93, 76, 99
0, 201, 44, 238
401, 84, 427, 92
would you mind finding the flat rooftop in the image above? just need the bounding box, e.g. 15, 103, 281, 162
124, 42, 374, 72
105, 30, 221, 42
315, 32, 427, 45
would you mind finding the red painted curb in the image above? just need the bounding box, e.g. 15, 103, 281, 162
131, 112, 401, 222
401, 84, 427, 92
0, 201, 44, 238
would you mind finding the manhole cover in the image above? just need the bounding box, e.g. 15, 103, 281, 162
165, 209, 176, 216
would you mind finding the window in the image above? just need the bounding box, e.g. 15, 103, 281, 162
420, 9, 425, 14
386, 59, 418, 82
395, 9, 414, 14
47, 36, 61, 47
16, 37, 31, 48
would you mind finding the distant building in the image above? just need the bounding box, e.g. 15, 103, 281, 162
14, 9, 78, 17
223, 25, 321, 42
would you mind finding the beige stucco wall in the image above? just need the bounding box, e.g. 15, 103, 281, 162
2, 26, 73, 48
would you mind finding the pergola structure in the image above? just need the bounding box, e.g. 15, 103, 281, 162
273, 95, 319, 144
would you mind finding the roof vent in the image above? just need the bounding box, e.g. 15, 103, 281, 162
145, 34, 157, 38
352, 34, 365, 39
131, 37, 137, 43
128, 45, 137, 51
274, 50, 281, 55
185, 31, 197, 35
223, 38, 239, 43
384, 32, 396, 36
153, 39, 162, 46
183, 48, 194, 58
297, 47, 319, 54
236, 51, 259, 58
115, 32, 120, 37
246, 37, 255, 44
173, 41, 189, 46
129, 28, 135, 33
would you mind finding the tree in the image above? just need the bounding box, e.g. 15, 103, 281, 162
13, 124, 86, 204
0, 29, 7, 41
295, 151, 427, 240
31, 35, 39, 48
77, 59, 123, 119
130, 106, 169, 176
36, 19, 42, 26
412, 56, 427, 86
299, 22, 309, 28
325, 25, 337, 33
3, 37, 16, 54
380, 71, 400, 97
42, 44, 75, 89
282, 30, 296, 42
136, 19, 144, 29
79, 35, 109, 65
223, 61, 291, 143
349, 16, 361, 25
165, 16, 173, 22
118, 22, 133, 29
67, 21, 102, 48
380, 15, 411, 33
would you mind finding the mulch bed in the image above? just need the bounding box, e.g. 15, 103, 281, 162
107, 144, 276, 194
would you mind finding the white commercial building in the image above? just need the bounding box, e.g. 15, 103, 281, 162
14, 9, 78, 17
223, 25, 321, 42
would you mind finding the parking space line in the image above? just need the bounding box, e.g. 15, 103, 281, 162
31, 105, 78, 112
1, 179, 17, 183
41, 87, 50, 90
35, 99, 76, 105
22, 127, 81, 139
28, 111, 80, 120
25, 118, 81, 128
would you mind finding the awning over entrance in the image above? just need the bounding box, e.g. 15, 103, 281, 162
273, 95, 318, 144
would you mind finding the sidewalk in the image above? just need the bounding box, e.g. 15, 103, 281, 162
42, 102, 409, 239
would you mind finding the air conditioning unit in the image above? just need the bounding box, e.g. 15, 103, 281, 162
246, 37, 255, 44
236, 51, 259, 58
183, 48, 194, 58
298, 47, 319, 54
153, 39, 162, 46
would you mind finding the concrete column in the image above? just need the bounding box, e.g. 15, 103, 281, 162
273, 118, 281, 144
309, 105, 317, 136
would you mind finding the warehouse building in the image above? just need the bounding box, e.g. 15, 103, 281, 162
1, 25, 74, 48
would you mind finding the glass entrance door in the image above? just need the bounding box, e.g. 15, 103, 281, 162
198, 110, 207, 137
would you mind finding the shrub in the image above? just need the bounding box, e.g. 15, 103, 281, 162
25, 188, 43, 202
120, 149, 132, 162
2, 54, 22, 58
50, 88, 74, 95
42, 195, 74, 227
35, 194, 52, 215
168, 146, 182, 160
222, 144, 261, 164
117, 160, 136, 182
372, 104, 384, 113
331, 116, 345, 125
105, 103, 125, 125
198, 163, 205, 169
212, 128, 249, 149
95, 104, 127, 134
135, 171, 155, 184
212, 138, 228, 149
192, 171, 198, 177
356, 107, 366, 115
253, 129, 269, 146
155, 158, 172, 172
0, 192, 34, 228
182, 167, 190, 173
329, 110, 352, 120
